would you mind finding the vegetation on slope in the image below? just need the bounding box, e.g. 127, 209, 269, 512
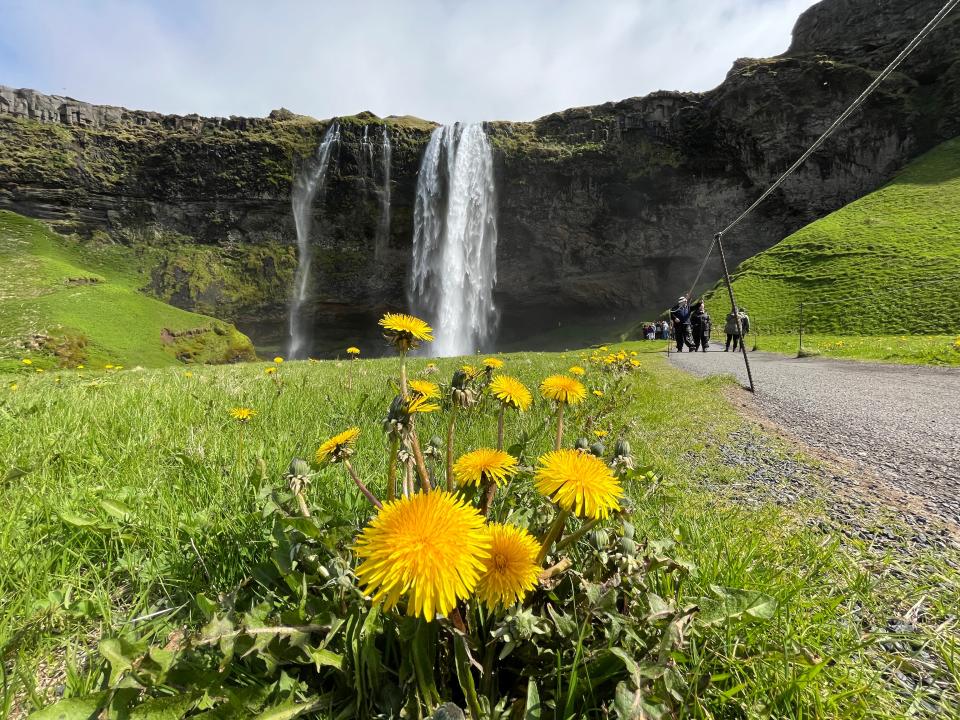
2, 348, 957, 717
0, 210, 255, 370
706, 137, 960, 337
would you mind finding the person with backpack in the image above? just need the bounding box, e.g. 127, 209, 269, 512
670, 296, 695, 352
691, 300, 712, 352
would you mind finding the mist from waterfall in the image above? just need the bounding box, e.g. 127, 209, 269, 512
375, 126, 392, 261
287, 121, 339, 360
409, 123, 498, 357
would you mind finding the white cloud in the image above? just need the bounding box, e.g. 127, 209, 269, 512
0, 0, 817, 123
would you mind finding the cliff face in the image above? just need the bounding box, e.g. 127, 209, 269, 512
1, 0, 958, 355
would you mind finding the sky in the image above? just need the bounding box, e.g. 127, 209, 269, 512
0, 0, 817, 123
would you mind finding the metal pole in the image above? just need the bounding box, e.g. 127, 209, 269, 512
798, 303, 804, 356
714, 233, 755, 393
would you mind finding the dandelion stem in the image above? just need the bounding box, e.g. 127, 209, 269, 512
387, 436, 400, 501
409, 427, 432, 492
343, 459, 383, 509
536, 509, 570, 565
555, 518, 601, 552
445, 405, 458, 491
496, 405, 505, 451
404, 458, 414, 498
400, 353, 409, 397
554, 403, 565, 451
454, 634, 483, 720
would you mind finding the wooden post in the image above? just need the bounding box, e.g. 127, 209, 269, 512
798, 302, 804, 357
714, 233, 755, 393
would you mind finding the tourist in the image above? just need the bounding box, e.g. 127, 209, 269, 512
691, 300, 711, 352
725, 307, 743, 351
663, 319, 671, 340
670, 296, 695, 352
645, 323, 655, 341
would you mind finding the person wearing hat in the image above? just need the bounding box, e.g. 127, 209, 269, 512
669, 296, 695, 352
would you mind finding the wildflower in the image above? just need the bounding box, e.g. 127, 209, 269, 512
599, 346, 609, 351
265, 366, 277, 375
489, 375, 532, 412
453, 448, 519, 487
407, 394, 439, 414
316, 427, 361, 464
409, 379, 440, 399
535, 449, 623, 520
347, 346, 361, 356
593, 429, 608, 438
184, 371, 193, 377
105, 364, 114, 370
540, 375, 587, 405
379, 312, 433, 353
424, 362, 439, 374
630, 351, 638, 357
483, 357, 504, 370
76, 364, 84, 370
9, 383, 17, 391
353, 490, 490, 621
229, 407, 256, 423
35, 368, 44, 373
460, 364, 479, 380
273, 356, 284, 364
476, 523, 540, 609
630, 359, 641, 367
592, 390, 604, 397
21, 358, 32, 365
568, 365, 585, 376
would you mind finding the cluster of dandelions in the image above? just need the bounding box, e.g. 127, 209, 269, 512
308, 312, 633, 625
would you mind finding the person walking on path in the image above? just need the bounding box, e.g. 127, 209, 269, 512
670, 296, 695, 352
725, 307, 750, 351
691, 300, 712, 352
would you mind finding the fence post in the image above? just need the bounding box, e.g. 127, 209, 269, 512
798, 303, 804, 357
715, 232, 755, 392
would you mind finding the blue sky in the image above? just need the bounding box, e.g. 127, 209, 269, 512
0, 0, 816, 122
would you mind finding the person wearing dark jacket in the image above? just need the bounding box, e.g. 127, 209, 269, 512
670, 296, 695, 352
691, 300, 711, 352
724, 308, 746, 351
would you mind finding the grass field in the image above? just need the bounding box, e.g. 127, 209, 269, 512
2, 347, 958, 717
751, 333, 960, 365
704, 138, 960, 339
0, 210, 255, 372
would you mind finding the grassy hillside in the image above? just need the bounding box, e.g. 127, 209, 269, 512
0, 210, 255, 370
707, 137, 960, 337
2, 349, 958, 717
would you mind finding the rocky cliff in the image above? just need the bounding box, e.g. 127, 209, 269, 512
1, 0, 958, 355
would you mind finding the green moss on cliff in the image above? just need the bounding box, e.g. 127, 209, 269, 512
0, 210, 256, 370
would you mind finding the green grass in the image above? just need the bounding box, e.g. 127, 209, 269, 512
706, 137, 960, 339
753, 333, 960, 365
2, 347, 957, 717
0, 210, 255, 371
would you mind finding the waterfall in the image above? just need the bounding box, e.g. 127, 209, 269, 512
375, 125, 392, 261
409, 123, 498, 357
287, 121, 339, 360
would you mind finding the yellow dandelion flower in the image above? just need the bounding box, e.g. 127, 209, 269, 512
599, 346, 609, 351
184, 371, 193, 377
408, 379, 440, 399
347, 346, 361, 356
35, 368, 44, 374
483, 357, 504, 369
379, 312, 433, 353
592, 389, 604, 397
316, 427, 360, 464
265, 366, 277, 375
76, 365, 84, 370
21, 358, 32, 365
453, 448, 519, 487
407, 394, 440, 414
489, 375, 532, 412
540, 375, 587, 405
273, 356, 284, 364
105, 364, 114, 370
353, 490, 490, 621
535, 449, 623, 519
630, 359, 641, 367
476, 523, 541, 609
9, 383, 17, 391
229, 407, 256, 423
460, 364, 479, 379
593, 429, 608, 438
630, 351, 638, 357
568, 365, 585, 376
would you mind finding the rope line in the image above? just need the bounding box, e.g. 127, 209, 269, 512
679, 0, 959, 302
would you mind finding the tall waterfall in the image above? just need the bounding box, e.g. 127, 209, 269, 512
287, 121, 339, 360
409, 123, 498, 357
375, 126, 392, 261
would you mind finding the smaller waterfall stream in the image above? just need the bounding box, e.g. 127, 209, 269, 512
375, 126, 392, 260
409, 123, 498, 357
287, 121, 340, 359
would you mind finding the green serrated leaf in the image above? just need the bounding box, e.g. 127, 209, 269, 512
100, 498, 133, 520
27, 692, 107, 719
252, 698, 320, 720
129, 693, 199, 719
309, 647, 345, 672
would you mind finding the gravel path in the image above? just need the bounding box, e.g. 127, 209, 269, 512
669, 349, 960, 534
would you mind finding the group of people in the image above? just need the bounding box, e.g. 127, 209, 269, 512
664, 296, 750, 353
640, 320, 672, 340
